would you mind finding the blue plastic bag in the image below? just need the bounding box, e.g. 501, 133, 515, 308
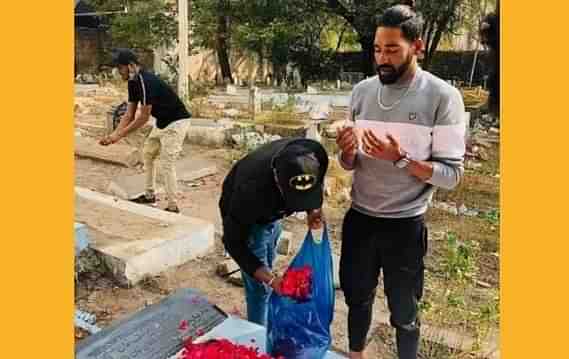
267, 226, 335, 359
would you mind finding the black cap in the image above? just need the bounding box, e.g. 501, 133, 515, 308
273, 139, 328, 212
110, 48, 138, 66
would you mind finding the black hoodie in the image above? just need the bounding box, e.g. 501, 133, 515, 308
219, 137, 328, 276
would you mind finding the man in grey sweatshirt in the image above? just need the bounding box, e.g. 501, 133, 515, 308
336, 3, 466, 359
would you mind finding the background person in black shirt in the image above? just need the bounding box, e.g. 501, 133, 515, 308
100, 48, 191, 213
219, 138, 328, 326
480, 1, 499, 117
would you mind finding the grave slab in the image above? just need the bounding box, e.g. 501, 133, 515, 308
107, 156, 217, 200
75, 135, 141, 167
75, 222, 90, 257
207, 94, 250, 105
186, 120, 234, 147
75, 187, 215, 285
76, 288, 227, 359
76, 288, 346, 359
171, 316, 347, 359
76, 121, 108, 136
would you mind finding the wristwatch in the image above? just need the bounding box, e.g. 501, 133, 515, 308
394, 151, 412, 169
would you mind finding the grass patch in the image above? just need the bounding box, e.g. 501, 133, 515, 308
426, 209, 498, 255
419, 142, 500, 343
436, 143, 500, 211
481, 209, 499, 226
368, 321, 488, 359
441, 232, 479, 282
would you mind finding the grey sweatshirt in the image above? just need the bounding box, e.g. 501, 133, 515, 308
340, 68, 466, 218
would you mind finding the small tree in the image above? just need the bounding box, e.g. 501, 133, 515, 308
191, 0, 234, 83
419, 0, 468, 69
231, 0, 339, 87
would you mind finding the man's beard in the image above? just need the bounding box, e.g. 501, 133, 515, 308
376, 54, 412, 85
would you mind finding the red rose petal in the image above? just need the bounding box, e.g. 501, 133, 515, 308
178, 320, 189, 331
279, 266, 313, 301
180, 337, 280, 359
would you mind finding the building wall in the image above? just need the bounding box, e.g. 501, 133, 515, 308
152, 47, 273, 85
75, 28, 101, 74
75, 27, 154, 75
428, 50, 491, 86
334, 50, 491, 86
186, 50, 273, 84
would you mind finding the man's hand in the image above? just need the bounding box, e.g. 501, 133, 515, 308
307, 208, 324, 230
362, 130, 403, 162
337, 126, 358, 162
99, 136, 111, 146
108, 132, 123, 144
99, 133, 122, 146
253, 266, 283, 294
270, 276, 284, 295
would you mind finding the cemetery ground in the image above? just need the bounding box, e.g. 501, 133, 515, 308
74, 82, 500, 359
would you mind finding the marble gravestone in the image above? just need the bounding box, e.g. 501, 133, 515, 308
75, 289, 227, 359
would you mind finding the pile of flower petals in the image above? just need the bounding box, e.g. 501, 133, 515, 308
279, 266, 313, 301
181, 338, 283, 359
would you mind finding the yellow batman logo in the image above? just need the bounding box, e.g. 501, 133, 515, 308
289, 174, 317, 191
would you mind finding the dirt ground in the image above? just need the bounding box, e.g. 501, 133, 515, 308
75, 141, 360, 354
75, 143, 499, 357
74, 84, 499, 358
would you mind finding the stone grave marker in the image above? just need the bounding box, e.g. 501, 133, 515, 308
75, 288, 227, 359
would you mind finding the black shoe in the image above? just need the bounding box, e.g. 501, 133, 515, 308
164, 205, 180, 213
130, 193, 157, 204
